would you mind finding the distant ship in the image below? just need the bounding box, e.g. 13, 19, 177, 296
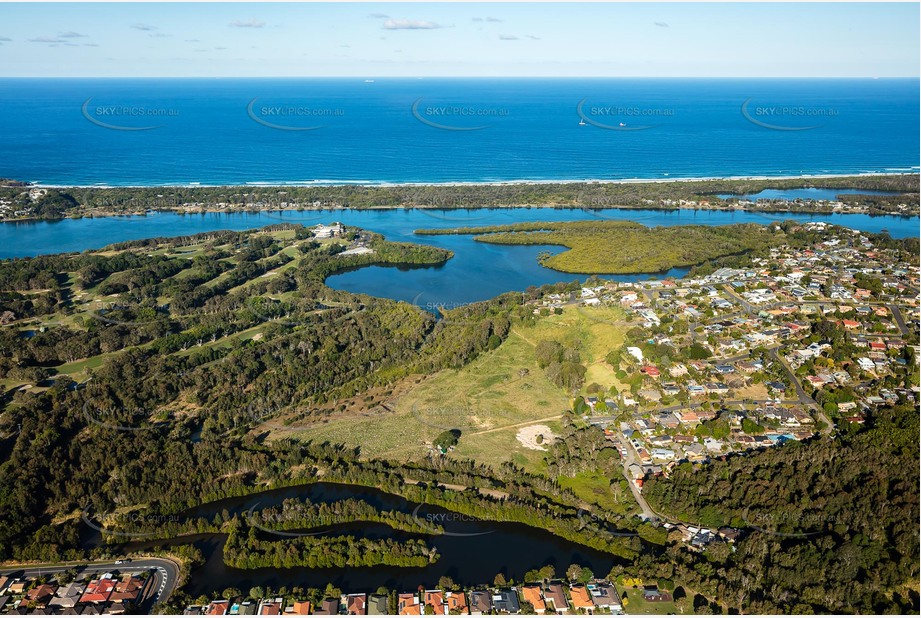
619, 122, 627, 127
364, 79, 375, 83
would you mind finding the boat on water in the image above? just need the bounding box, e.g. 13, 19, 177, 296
579, 118, 586, 126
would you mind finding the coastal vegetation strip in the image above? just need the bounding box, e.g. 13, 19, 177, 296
1, 173, 917, 221
416, 220, 783, 274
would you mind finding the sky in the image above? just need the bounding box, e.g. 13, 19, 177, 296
0, 2, 918, 77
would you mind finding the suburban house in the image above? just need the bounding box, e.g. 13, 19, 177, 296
445, 592, 468, 615
204, 600, 229, 616
520, 585, 546, 614
313, 599, 339, 616
491, 590, 520, 614
543, 584, 569, 614
79, 578, 117, 605
422, 590, 445, 615
398, 594, 421, 616
345, 594, 367, 616
366, 595, 388, 616
586, 582, 621, 611
49, 583, 86, 609
569, 585, 594, 612
468, 591, 491, 615
257, 598, 282, 615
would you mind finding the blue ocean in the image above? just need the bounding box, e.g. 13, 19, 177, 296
0, 78, 917, 185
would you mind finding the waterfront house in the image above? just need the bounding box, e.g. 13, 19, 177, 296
569, 585, 594, 612
257, 598, 282, 615
543, 583, 569, 614
313, 599, 339, 616
367, 595, 388, 615
520, 585, 546, 614
422, 590, 445, 615
398, 594, 421, 616
345, 594, 367, 615
445, 592, 468, 615
586, 582, 621, 612
205, 600, 230, 615
468, 591, 491, 615
290, 601, 312, 615
491, 589, 520, 614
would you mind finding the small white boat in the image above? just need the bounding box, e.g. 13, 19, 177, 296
579, 118, 586, 126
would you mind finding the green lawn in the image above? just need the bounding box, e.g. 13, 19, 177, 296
619, 587, 682, 615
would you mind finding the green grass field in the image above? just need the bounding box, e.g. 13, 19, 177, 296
270, 304, 632, 474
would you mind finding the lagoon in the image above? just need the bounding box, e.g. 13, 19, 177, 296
2, 207, 917, 307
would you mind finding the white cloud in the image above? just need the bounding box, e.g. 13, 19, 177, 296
131, 23, 157, 31
59, 31, 87, 38
498, 34, 519, 41
369, 13, 389, 19
654, 21, 670, 28
382, 19, 442, 30
230, 18, 266, 28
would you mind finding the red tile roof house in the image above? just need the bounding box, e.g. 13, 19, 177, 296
422, 590, 445, 615
258, 599, 283, 615
25, 584, 57, 608
569, 585, 594, 612
520, 585, 546, 614
345, 594, 367, 615
109, 576, 144, 606
79, 579, 117, 605
444, 592, 468, 615
641, 365, 660, 378
205, 600, 230, 616
398, 594, 421, 616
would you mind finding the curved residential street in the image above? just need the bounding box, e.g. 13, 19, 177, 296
1, 557, 180, 612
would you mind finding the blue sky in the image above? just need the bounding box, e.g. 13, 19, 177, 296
0, 2, 918, 77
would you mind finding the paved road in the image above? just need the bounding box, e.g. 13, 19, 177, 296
1, 558, 179, 612
610, 432, 659, 521
887, 304, 911, 337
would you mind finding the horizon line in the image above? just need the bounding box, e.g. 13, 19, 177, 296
1, 75, 919, 79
